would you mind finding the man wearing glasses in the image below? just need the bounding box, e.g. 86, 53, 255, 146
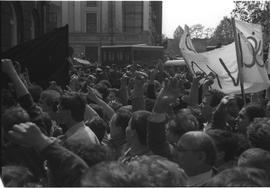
174, 131, 217, 186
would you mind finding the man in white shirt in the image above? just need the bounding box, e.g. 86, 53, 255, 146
56, 92, 100, 147
174, 131, 217, 186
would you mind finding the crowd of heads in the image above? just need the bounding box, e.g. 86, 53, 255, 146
1, 57, 270, 186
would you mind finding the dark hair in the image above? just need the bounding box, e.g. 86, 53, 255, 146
81, 156, 188, 186
130, 111, 151, 146
2, 106, 30, 135
206, 129, 239, 162
127, 155, 188, 186
247, 117, 270, 151
238, 148, 270, 179
98, 80, 111, 88
81, 161, 131, 186
209, 89, 225, 108
40, 89, 61, 112
94, 83, 109, 100
28, 85, 43, 103
60, 92, 86, 122
168, 108, 199, 138
198, 132, 217, 166
114, 108, 132, 130
204, 167, 270, 186
86, 117, 108, 142
243, 103, 266, 122
64, 143, 108, 167
2, 165, 35, 187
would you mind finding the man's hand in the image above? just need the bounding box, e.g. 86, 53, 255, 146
8, 122, 53, 151
154, 76, 184, 113
1, 59, 17, 76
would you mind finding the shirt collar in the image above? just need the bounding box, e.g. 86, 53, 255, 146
65, 121, 85, 138
188, 169, 213, 186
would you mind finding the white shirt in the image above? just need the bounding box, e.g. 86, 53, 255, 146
188, 169, 213, 186
63, 121, 100, 147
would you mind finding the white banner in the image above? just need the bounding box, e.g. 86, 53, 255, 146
179, 23, 270, 94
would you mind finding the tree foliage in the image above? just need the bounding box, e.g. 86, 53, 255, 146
210, 17, 234, 46
232, 1, 270, 50
189, 24, 205, 39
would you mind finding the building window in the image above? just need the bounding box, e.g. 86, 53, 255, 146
123, 1, 143, 33
86, 13, 97, 33
86, 1, 97, 7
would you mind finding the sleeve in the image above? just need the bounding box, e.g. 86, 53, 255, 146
40, 142, 89, 186
147, 113, 172, 160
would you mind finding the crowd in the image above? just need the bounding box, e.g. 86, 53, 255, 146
1, 57, 270, 187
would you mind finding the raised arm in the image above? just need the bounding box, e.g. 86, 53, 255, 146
117, 75, 129, 105
148, 77, 184, 159
146, 69, 157, 99
9, 122, 89, 186
87, 87, 115, 120
132, 72, 146, 111
184, 72, 204, 106
2, 59, 29, 98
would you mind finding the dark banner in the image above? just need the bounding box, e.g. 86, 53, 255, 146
2, 25, 69, 89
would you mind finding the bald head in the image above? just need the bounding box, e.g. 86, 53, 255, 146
177, 131, 217, 166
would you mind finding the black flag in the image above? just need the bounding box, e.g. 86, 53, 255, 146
2, 25, 69, 89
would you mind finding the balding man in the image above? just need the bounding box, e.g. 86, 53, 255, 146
174, 131, 217, 186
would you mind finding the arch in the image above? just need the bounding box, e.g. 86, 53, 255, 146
32, 9, 40, 38
1, 1, 18, 51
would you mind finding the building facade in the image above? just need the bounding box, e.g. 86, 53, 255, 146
1, 1, 62, 52
1, 1, 162, 64
61, 1, 162, 63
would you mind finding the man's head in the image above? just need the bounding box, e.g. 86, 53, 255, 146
81, 155, 188, 186
204, 167, 270, 186
2, 165, 35, 187
206, 129, 239, 166
109, 108, 132, 140
175, 131, 217, 176
247, 117, 270, 151
39, 89, 61, 119
166, 109, 199, 144
236, 104, 266, 134
238, 148, 270, 179
57, 92, 86, 127
2, 106, 30, 144
126, 110, 151, 146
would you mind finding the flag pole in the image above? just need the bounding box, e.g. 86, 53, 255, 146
231, 17, 246, 105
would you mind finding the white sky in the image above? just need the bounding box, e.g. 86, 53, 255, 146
162, 0, 236, 38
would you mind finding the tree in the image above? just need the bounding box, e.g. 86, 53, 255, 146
232, 1, 270, 50
189, 24, 205, 39
209, 17, 234, 46
173, 25, 184, 40
203, 27, 214, 39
